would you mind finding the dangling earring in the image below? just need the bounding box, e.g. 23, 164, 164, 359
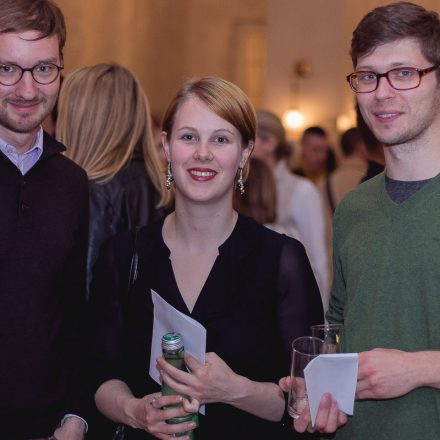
237, 167, 244, 195
165, 162, 173, 190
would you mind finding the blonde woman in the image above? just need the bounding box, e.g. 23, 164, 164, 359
88, 77, 323, 439
57, 63, 170, 295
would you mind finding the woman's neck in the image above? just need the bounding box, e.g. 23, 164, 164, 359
164, 198, 238, 254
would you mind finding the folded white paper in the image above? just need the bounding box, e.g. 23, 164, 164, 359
149, 289, 207, 382
304, 353, 358, 426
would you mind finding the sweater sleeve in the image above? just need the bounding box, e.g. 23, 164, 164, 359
326, 212, 346, 325
63, 171, 89, 419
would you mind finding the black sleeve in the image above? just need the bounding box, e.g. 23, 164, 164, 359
87, 183, 128, 298
87, 232, 134, 395
63, 171, 89, 418
276, 237, 324, 371
275, 238, 324, 438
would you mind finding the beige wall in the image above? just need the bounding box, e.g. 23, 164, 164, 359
56, 0, 265, 117
56, 0, 440, 136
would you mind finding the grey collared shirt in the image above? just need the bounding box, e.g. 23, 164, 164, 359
0, 127, 43, 174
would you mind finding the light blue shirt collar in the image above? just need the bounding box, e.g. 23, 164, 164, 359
0, 127, 44, 175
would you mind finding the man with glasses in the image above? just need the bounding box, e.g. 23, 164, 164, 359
0, 1, 88, 439
287, 2, 440, 439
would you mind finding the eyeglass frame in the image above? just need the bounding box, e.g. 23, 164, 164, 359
346, 64, 439, 93
0, 62, 64, 86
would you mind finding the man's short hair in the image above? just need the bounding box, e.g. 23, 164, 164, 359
0, 0, 66, 58
351, 2, 440, 79
301, 126, 327, 143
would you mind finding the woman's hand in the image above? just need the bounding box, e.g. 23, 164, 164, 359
52, 416, 85, 440
157, 352, 238, 405
123, 392, 197, 440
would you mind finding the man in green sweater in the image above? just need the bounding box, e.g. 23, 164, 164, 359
290, 2, 440, 439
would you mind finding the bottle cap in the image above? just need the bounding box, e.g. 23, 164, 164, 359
162, 332, 183, 351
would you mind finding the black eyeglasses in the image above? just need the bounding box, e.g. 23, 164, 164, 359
346, 65, 439, 93
0, 63, 63, 86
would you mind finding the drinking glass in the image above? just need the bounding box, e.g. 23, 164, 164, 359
311, 323, 343, 353
287, 336, 324, 419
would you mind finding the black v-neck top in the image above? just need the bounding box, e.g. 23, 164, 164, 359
89, 214, 323, 439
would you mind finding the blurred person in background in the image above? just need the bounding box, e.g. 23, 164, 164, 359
321, 128, 368, 287
233, 156, 277, 225
57, 63, 170, 297
254, 109, 329, 307
356, 104, 385, 182
233, 156, 300, 239
324, 127, 367, 214
293, 126, 336, 185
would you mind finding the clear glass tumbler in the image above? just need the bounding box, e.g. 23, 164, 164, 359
287, 336, 324, 419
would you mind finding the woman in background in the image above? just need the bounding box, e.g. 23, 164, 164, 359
57, 63, 170, 296
233, 156, 277, 225
89, 76, 323, 439
233, 156, 301, 239
253, 110, 329, 308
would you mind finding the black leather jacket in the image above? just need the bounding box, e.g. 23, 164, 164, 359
87, 159, 166, 298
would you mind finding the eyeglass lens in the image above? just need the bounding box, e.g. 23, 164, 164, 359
350, 67, 421, 92
0, 63, 61, 85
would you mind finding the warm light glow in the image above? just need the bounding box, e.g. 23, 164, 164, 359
282, 109, 305, 130
336, 113, 355, 133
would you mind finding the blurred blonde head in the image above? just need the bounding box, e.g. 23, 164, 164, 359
57, 63, 169, 206
162, 76, 255, 180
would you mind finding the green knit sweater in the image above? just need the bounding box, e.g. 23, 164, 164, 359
326, 172, 440, 440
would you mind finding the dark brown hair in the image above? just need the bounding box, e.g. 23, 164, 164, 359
0, 0, 66, 58
233, 156, 277, 224
301, 126, 327, 143
340, 127, 362, 157
351, 2, 440, 80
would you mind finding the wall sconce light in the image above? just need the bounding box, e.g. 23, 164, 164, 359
283, 109, 305, 130
282, 59, 312, 132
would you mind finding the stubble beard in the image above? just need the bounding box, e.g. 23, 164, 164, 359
363, 99, 440, 150
0, 97, 50, 135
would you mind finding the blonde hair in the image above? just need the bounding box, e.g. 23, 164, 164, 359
162, 76, 256, 179
57, 63, 170, 207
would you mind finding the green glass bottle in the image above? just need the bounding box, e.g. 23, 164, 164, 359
161, 332, 199, 439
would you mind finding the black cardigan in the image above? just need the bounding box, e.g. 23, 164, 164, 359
0, 132, 89, 439
88, 214, 324, 440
